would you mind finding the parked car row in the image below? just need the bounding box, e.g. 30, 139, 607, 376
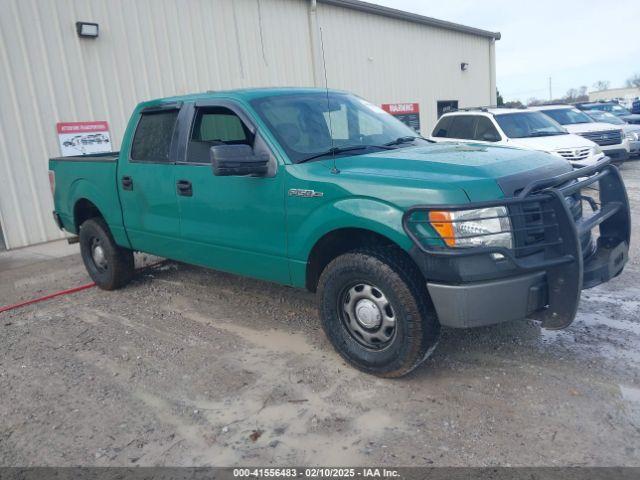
529, 105, 629, 163
576, 101, 640, 123
580, 109, 640, 157
431, 103, 637, 168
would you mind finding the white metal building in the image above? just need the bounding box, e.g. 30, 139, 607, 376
589, 87, 640, 104
0, 0, 499, 250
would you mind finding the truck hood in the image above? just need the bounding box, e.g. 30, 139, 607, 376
506, 133, 595, 152
332, 142, 572, 202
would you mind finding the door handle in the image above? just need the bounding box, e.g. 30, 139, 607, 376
122, 176, 133, 190
176, 180, 193, 197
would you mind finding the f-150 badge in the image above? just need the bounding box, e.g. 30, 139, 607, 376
288, 188, 324, 198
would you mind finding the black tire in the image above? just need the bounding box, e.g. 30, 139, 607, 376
79, 217, 134, 290
317, 248, 440, 377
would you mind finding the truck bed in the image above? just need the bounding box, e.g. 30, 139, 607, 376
49, 152, 124, 242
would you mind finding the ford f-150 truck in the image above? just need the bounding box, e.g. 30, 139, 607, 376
49, 88, 631, 377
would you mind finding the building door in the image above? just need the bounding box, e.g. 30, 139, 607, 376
437, 100, 459, 118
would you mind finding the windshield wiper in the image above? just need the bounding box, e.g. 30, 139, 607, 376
527, 131, 567, 137
383, 135, 430, 146
298, 144, 401, 164
298, 146, 368, 164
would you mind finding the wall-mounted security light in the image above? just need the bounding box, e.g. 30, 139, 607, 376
76, 22, 99, 39
461, 62, 469, 71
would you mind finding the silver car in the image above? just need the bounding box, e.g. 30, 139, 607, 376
585, 109, 640, 157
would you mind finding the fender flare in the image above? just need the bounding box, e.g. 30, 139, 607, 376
67, 179, 131, 248
291, 197, 414, 263
67, 179, 114, 229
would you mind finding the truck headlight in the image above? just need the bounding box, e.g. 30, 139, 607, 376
625, 131, 639, 141
427, 206, 513, 249
590, 145, 602, 156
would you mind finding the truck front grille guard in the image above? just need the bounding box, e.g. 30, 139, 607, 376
402, 159, 631, 328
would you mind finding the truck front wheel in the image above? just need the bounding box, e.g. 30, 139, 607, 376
79, 218, 134, 290
317, 248, 440, 377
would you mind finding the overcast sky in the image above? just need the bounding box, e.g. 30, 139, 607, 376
370, 0, 640, 102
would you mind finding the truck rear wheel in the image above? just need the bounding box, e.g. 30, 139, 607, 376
317, 248, 440, 377
79, 218, 134, 290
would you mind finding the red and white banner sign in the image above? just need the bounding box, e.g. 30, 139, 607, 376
56, 121, 111, 156
381, 103, 420, 115
381, 103, 421, 132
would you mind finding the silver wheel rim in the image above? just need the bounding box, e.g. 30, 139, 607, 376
91, 238, 108, 271
339, 283, 396, 349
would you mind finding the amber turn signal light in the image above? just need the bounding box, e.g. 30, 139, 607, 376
428, 211, 455, 247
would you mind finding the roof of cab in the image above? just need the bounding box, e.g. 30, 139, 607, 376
138, 87, 346, 109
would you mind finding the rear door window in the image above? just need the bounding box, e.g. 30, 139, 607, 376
131, 109, 179, 162
432, 116, 453, 137
447, 115, 476, 140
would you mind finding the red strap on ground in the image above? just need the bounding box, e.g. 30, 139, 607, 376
0, 261, 166, 315
0, 282, 96, 314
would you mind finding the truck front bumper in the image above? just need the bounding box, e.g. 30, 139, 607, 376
427, 272, 547, 328
404, 160, 631, 330
427, 237, 628, 328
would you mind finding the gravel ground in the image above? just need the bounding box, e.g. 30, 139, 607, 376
1, 161, 639, 467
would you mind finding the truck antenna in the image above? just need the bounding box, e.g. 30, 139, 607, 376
319, 26, 339, 174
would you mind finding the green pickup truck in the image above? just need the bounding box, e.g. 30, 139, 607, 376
49, 88, 631, 377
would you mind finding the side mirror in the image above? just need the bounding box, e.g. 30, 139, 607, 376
210, 144, 269, 176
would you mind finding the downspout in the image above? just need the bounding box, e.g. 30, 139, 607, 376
489, 38, 497, 105
308, 0, 324, 87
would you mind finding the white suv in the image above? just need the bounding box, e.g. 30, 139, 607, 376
529, 105, 629, 163
430, 108, 606, 167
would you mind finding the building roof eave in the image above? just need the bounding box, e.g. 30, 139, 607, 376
317, 0, 501, 40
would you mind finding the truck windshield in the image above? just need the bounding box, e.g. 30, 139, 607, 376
494, 112, 568, 138
250, 92, 426, 163
542, 108, 593, 125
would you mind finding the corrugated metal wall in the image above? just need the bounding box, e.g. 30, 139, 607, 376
0, 0, 495, 249
315, 2, 495, 129
589, 87, 640, 102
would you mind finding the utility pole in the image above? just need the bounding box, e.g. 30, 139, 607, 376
549, 77, 552, 101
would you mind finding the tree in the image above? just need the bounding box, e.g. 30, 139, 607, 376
593, 80, 610, 91
626, 74, 640, 88
496, 89, 504, 106
563, 87, 588, 103
575, 86, 588, 102
504, 100, 524, 108
565, 88, 579, 102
